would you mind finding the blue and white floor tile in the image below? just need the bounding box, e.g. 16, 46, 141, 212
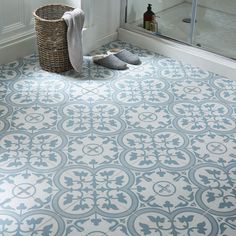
0, 40, 236, 235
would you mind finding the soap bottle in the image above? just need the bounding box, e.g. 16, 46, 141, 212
143, 4, 155, 31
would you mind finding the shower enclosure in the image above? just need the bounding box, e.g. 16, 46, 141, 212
122, 0, 236, 59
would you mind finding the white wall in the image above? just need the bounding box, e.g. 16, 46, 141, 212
82, 0, 120, 54
127, 0, 185, 23
0, 0, 120, 64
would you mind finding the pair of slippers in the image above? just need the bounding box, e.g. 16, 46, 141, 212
93, 49, 141, 70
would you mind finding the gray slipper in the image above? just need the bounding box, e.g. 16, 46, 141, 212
93, 54, 128, 70
108, 48, 141, 65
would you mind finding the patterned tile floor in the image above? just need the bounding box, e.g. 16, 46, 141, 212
0, 41, 236, 236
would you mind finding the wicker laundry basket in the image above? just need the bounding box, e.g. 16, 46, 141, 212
33, 5, 74, 72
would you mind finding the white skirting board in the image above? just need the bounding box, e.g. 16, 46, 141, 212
0, 32, 36, 65
118, 28, 236, 80
0, 29, 118, 65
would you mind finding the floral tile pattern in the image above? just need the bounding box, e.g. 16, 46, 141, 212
0, 40, 236, 236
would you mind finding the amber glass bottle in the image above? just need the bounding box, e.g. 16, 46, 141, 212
143, 4, 155, 31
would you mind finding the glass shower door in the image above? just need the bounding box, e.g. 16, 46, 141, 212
193, 0, 236, 59
125, 0, 198, 45
124, 0, 236, 59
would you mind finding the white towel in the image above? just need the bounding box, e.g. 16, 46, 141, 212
63, 8, 85, 73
